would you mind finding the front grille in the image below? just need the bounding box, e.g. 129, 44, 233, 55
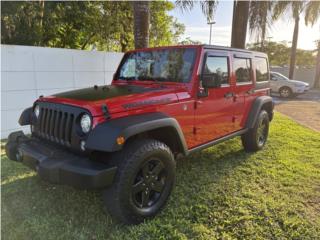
33, 102, 88, 149
38, 107, 74, 146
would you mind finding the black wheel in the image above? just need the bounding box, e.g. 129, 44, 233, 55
279, 86, 292, 98
241, 110, 269, 152
103, 139, 175, 224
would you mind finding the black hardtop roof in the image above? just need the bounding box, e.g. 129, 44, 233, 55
202, 44, 267, 57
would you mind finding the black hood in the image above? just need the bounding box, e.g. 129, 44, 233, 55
53, 85, 163, 101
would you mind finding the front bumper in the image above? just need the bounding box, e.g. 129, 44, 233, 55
5, 131, 117, 189
293, 85, 308, 94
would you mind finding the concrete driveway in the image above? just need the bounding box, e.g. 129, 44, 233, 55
273, 90, 320, 131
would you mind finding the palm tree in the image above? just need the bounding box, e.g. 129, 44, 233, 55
273, 1, 320, 80
249, 1, 274, 49
176, 0, 273, 50
175, 0, 218, 22
132, 0, 218, 50
273, 1, 304, 79
314, 40, 320, 89
231, 0, 250, 48
304, 1, 320, 89
133, 1, 150, 49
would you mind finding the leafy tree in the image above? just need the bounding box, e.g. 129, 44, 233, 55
1, 1, 184, 52
179, 37, 202, 45
247, 41, 316, 67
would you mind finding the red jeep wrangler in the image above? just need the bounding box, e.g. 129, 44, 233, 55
6, 45, 273, 224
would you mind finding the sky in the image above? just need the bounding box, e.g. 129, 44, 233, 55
169, 1, 320, 50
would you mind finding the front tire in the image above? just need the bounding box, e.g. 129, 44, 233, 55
241, 110, 269, 152
103, 139, 176, 224
279, 86, 292, 98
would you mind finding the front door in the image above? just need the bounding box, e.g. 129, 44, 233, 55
193, 51, 236, 146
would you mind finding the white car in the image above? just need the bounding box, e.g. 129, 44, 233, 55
270, 71, 310, 98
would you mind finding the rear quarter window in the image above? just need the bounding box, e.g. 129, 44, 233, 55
255, 57, 269, 82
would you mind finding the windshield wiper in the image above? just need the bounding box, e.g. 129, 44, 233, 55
118, 76, 137, 81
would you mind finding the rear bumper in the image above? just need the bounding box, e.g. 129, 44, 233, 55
5, 131, 117, 189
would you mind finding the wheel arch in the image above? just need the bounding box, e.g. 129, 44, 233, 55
125, 126, 187, 156
245, 96, 274, 129
86, 112, 188, 155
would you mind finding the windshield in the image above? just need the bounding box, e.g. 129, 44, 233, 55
115, 48, 197, 83
272, 72, 288, 81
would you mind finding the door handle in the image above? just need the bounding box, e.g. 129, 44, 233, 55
224, 92, 234, 99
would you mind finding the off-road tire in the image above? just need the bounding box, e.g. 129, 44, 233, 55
241, 110, 269, 152
279, 86, 292, 98
103, 138, 176, 224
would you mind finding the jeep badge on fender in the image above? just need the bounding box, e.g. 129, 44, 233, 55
5, 45, 274, 224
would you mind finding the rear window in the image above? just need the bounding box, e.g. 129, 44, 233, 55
255, 57, 269, 82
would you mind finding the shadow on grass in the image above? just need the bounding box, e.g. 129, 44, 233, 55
2, 139, 253, 239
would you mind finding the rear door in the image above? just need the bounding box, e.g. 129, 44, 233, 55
232, 54, 254, 130
193, 50, 236, 145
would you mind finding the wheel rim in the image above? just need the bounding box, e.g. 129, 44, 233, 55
280, 88, 290, 97
131, 158, 167, 209
257, 118, 268, 146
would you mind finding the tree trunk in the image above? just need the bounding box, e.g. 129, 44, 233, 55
289, 16, 299, 79
313, 41, 320, 89
39, 0, 45, 45
133, 1, 150, 49
231, 0, 250, 49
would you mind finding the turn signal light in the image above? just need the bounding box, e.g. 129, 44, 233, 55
116, 136, 125, 145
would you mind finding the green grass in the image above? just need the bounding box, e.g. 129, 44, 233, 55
2, 112, 320, 240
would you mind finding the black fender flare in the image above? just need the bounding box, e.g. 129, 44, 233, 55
245, 96, 274, 129
86, 112, 188, 154
19, 107, 33, 126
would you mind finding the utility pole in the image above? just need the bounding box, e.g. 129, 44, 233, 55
208, 21, 216, 45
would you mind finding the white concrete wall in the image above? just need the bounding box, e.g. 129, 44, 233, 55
1, 45, 124, 139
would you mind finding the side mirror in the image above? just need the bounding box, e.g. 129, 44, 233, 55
201, 74, 222, 88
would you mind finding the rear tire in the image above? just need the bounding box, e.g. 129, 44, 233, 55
103, 139, 175, 224
241, 110, 269, 152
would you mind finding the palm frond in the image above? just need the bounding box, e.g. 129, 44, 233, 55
305, 0, 320, 26
249, 1, 274, 43
200, 0, 218, 22
175, 0, 218, 21
175, 0, 194, 13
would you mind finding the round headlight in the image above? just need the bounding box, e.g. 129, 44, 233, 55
80, 114, 92, 133
34, 105, 40, 118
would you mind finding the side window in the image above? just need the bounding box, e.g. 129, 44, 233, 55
234, 57, 252, 83
120, 58, 136, 78
255, 57, 269, 82
270, 74, 277, 81
204, 56, 229, 85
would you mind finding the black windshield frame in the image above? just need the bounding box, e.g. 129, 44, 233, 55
114, 47, 197, 83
